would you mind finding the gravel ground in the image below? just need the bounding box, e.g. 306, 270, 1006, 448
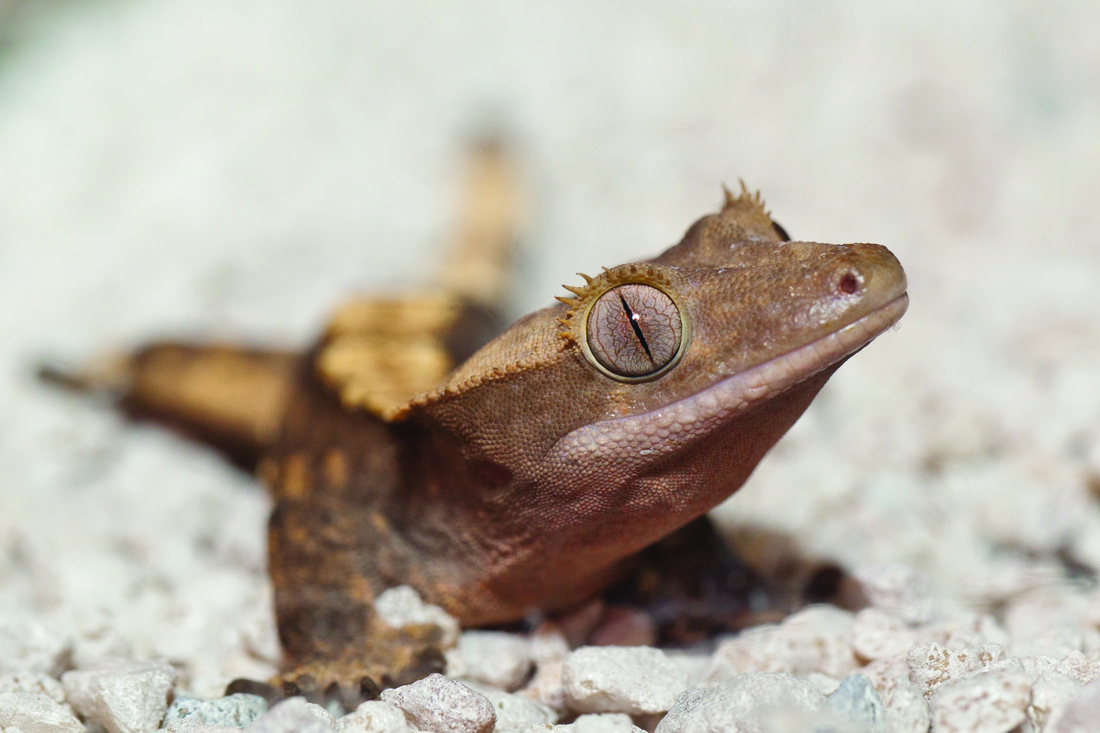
1, 1, 1100, 731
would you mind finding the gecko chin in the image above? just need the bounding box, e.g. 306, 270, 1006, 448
552, 292, 908, 468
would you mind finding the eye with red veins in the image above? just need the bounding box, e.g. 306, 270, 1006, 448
586, 284, 683, 379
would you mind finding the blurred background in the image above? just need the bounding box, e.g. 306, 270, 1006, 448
1, 0, 1099, 695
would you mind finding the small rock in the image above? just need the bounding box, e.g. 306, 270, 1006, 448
0, 674, 66, 704
163, 694, 267, 728
529, 625, 571, 666
851, 610, 916, 663
0, 692, 84, 733
473, 687, 556, 731
852, 565, 934, 625
570, 713, 645, 732
166, 723, 240, 733
373, 587, 460, 648
381, 674, 494, 733
334, 700, 410, 733
825, 675, 886, 733
1029, 672, 1083, 732
929, 670, 1031, 733
445, 631, 532, 691
1055, 653, 1100, 685
1051, 677, 1100, 733
883, 677, 929, 733
62, 660, 177, 733
703, 606, 858, 682
518, 661, 565, 714
243, 697, 334, 733
905, 641, 1006, 698
0, 618, 70, 677
857, 656, 910, 704
562, 646, 688, 715
654, 672, 824, 733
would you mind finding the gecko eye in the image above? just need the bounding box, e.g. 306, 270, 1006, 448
585, 284, 684, 379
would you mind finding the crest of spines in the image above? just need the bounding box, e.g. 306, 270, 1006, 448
554, 263, 675, 345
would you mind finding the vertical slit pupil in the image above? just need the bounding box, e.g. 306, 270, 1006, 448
619, 293, 654, 362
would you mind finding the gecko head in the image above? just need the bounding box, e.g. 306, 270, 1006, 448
410, 191, 906, 551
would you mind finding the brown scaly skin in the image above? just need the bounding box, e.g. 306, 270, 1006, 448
48, 164, 907, 697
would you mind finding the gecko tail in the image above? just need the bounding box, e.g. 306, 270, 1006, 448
39, 343, 299, 470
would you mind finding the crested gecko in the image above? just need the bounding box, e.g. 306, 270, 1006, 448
47, 142, 907, 703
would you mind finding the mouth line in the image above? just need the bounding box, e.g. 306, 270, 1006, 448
553, 293, 909, 465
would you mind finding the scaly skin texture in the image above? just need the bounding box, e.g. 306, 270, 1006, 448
54, 157, 906, 695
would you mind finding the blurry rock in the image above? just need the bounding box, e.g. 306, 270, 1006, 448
852, 565, 934, 626
0, 617, 70, 677
518, 661, 565, 714
68, 609, 133, 671
0, 674, 66, 704
803, 672, 841, 696
473, 686, 557, 731
905, 641, 1006, 698
703, 605, 857, 682
1029, 672, 1083, 732
380, 674, 494, 733
825, 674, 886, 733
163, 694, 267, 729
883, 677, 929, 733
852, 610, 916, 663
373, 587, 459, 649
445, 631, 532, 691
562, 646, 688, 715
334, 700, 410, 733
529, 624, 571, 666
243, 697, 334, 733
0, 691, 84, 733
654, 672, 824, 733
929, 670, 1031, 733
857, 656, 910, 703
61, 660, 176, 733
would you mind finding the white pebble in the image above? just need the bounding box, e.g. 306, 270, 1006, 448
905, 641, 1006, 697
373, 586, 460, 648
523, 713, 645, 732
163, 694, 268, 729
562, 646, 688, 715
518, 660, 566, 714
381, 673, 495, 733
445, 631, 532, 691
929, 670, 1031, 733
243, 697, 334, 732
852, 609, 916, 662
0, 692, 84, 733
884, 677, 929, 733
334, 700, 411, 733
825, 674, 886, 733
0, 674, 66, 704
703, 605, 857, 682
61, 660, 177, 733
0, 618, 69, 677
570, 713, 646, 732
471, 686, 557, 731
1029, 672, 1083, 732
803, 672, 841, 696
167, 722, 240, 733
654, 672, 824, 733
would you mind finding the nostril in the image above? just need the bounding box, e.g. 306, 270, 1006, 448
837, 271, 861, 296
